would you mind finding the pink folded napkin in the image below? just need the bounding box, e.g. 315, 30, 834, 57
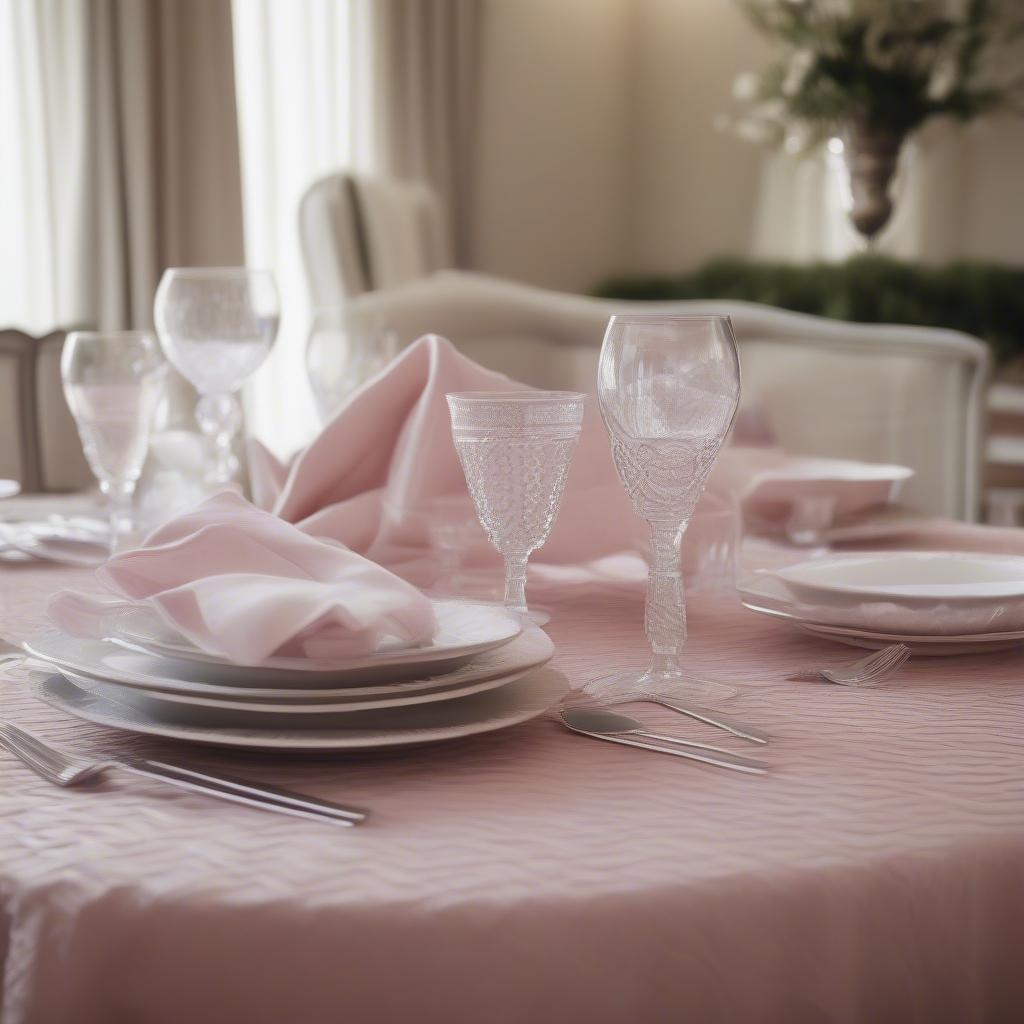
252, 335, 650, 574
49, 491, 437, 665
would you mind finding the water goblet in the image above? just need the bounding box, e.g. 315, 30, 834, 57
61, 331, 167, 551
154, 267, 279, 484
596, 314, 741, 702
446, 391, 585, 619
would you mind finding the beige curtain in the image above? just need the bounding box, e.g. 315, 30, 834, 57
370, 0, 482, 266
2, 0, 243, 335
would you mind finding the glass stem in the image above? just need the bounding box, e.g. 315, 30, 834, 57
196, 392, 242, 485
645, 521, 687, 675
503, 552, 530, 613
102, 479, 134, 555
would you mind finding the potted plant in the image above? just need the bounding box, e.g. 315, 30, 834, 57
726, 0, 1024, 239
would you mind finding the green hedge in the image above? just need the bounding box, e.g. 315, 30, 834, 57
593, 256, 1024, 363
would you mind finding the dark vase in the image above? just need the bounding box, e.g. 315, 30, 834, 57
843, 120, 906, 239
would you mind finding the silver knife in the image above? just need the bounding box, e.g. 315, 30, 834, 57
120, 760, 368, 824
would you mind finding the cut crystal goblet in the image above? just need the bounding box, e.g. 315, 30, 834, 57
446, 391, 584, 620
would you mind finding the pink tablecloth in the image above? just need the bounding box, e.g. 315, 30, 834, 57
1, 520, 1023, 1023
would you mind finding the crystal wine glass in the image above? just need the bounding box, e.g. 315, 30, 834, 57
596, 314, 741, 702
61, 331, 167, 551
154, 268, 279, 484
446, 391, 584, 618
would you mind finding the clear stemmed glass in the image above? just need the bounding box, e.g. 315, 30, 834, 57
596, 315, 741, 702
446, 391, 585, 619
61, 331, 167, 551
154, 268, 279, 484
305, 308, 400, 423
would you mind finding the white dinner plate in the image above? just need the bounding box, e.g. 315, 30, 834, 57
771, 552, 1024, 634
738, 574, 1024, 655
60, 668, 536, 726
105, 599, 522, 681
776, 552, 1024, 603
31, 666, 569, 751
23, 627, 554, 708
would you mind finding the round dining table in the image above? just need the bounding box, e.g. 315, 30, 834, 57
1, 516, 1022, 1023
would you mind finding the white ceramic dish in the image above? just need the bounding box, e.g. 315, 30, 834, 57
747, 456, 912, 513
776, 552, 1024, 602
104, 599, 522, 683
31, 666, 569, 751
61, 668, 534, 726
0, 480, 21, 499
738, 574, 1024, 655
23, 627, 552, 702
771, 552, 1024, 634
24, 627, 553, 709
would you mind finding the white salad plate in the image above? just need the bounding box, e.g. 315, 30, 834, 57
776, 552, 1024, 603
738, 573, 1024, 655
104, 599, 523, 683
23, 627, 554, 709
772, 552, 1024, 634
31, 666, 569, 751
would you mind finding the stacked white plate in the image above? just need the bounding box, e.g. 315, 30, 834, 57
25, 599, 568, 750
739, 551, 1024, 655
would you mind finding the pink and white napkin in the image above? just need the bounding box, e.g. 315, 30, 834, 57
49, 490, 437, 665
252, 335, 648, 574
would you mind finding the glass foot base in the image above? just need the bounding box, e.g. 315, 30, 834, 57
500, 605, 551, 627
517, 606, 551, 627
585, 668, 736, 705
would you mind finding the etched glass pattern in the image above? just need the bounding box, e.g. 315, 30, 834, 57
447, 392, 584, 615
594, 315, 741, 702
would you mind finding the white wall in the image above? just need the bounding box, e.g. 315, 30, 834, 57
626, 0, 767, 275
470, 0, 633, 293
469, 0, 1024, 293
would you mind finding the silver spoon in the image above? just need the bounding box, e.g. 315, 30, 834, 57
559, 708, 769, 775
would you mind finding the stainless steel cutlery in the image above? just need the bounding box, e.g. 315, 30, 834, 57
565, 690, 769, 744
787, 643, 910, 686
559, 707, 769, 775
0, 720, 367, 827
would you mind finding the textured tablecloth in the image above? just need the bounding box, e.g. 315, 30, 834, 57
1, 520, 1023, 1023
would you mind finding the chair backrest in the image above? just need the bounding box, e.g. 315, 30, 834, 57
298, 172, 451, 308
0, 329, 92, 492
347, 271, 990, 520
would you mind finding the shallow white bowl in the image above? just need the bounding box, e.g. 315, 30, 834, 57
742, 455, 913, 536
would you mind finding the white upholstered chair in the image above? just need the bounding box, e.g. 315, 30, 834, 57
298, 172, 452, 307
346, 271, 990, 520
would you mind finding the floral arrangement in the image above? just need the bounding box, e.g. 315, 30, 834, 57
727, 0, 1024, 151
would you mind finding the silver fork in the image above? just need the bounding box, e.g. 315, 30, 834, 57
787, 643, 911, 687
0, 720, 366, 827
563, 690, 769, 744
